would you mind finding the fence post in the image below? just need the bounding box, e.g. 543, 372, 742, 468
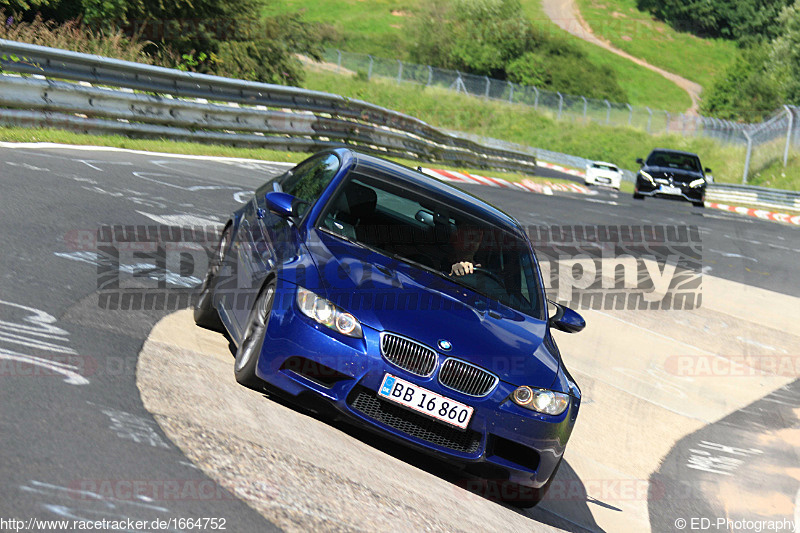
508, 82, 514, 103
533, 86, 539, 110
627, 104, 633, 126
368, 55, 373, 80
557, 92, 563, 120
484, 76, 490, 98
581, 96, 587, 120
397, 59, 403, 83
604, 99, 610, 124
784, 105, 794, 167
426, 65, 432, 87
646, 107, 653, 133
337, 50, 342, 72
680, 113, 686, 136
664, 111, 670, 133
742, 129, 753, 184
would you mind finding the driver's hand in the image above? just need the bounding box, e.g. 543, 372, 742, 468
450, 261, 474, 276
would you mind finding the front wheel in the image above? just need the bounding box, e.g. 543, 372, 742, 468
633, 192, 644, 200
234, 280, 276, 391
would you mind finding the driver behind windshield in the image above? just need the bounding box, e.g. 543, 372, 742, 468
449, 225, 485, 277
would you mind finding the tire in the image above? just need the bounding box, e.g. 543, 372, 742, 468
234, 280, 276, 391
194, 225, 231, 330
692, 200, 705, 208
633, 192, 644, 200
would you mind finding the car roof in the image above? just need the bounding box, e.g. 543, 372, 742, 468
337, 149, 524, 234
592, 161, 618, 167
648, 148, 700, 157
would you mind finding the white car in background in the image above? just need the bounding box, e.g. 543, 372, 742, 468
584, 161, 623, 189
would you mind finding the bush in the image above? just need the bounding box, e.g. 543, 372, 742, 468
407, 0, 626, 101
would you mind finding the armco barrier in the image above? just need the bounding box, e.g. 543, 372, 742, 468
0, 39, 537, 174
1, 39, 798, 211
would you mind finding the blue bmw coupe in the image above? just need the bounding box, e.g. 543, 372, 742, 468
195, 148, 585, 506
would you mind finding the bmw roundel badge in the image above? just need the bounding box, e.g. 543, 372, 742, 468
438, 339, 452, 351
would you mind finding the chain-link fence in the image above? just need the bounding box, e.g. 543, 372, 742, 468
322, 49, 800, 184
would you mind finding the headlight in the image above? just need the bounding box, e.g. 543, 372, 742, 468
688, 178, 705, 188
296, 287, 363, 338
639, 170, 655, 184
512, 386, 570, 415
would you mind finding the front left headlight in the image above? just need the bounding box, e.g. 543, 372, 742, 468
296, 286, 363, 338
639, 170, 655, 185
511, 386, 570, 415
688, 178, 705, 188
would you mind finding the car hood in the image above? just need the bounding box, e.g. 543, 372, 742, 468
306, 229, 559, 388
644, 165, 704, 182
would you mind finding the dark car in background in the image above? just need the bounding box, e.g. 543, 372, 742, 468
633, 148, 710, 207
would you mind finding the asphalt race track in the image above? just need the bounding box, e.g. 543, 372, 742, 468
1, 143, 798, 533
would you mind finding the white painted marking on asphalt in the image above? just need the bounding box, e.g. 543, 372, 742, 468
234, 191, 253, 204
735, 336, 787, 354
708, 249, 758, 262
100, 407, 172, 450
136, 211, 221, 227
0, 347, 89, 385
21, 480, 170, 512
582, 198, 619, 206
55, 251, 203, 289
6, 161, 49, 172
0, 141, 296, 165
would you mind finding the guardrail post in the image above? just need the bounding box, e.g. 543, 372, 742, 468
426, 65, 432, 87
604, 99, 610, 124
784, 105, 794, 166
484, 76, 490, 98
646, 107, 653, 133
508, 82, 514, 103
397, 59, 403, 83
742, 129, 753, 184
664, 111, 670, 133
557, 92, 563, 120
581, 96, 587, 120
533, 86, 539, 110
627, 104, 633, 126
367, 55, 373, 80
337, 50, 342, 72
681, 113, 686, 136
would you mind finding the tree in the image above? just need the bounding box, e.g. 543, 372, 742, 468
769, 0, 800, 104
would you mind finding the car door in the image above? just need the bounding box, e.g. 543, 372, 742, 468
229, 153, 343, 333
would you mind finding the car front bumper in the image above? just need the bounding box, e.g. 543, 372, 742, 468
253, 280, 578, 489
635, 180, 704, 203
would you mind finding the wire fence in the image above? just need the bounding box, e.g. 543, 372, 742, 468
323, 49, 800, 183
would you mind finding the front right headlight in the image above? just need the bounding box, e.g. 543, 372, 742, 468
296, 286, 363, 338
639, 170, 655, 184
511, 386, 570, 415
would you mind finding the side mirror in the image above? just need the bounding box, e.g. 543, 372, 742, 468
704, 167, 712, 174
636, 158, 644, 166
548, 300, 586, 333
265, 191, 296, 218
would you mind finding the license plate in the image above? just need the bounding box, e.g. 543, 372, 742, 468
378, 374, 474, 430
597, 177, 611, 184
660, 185, 682, 195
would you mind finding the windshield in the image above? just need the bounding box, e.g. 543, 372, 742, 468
592, 163, 618, 172
316, 170, 545, 319
646, 151, 701, 172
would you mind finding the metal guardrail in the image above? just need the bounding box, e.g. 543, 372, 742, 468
0, 39, 538, 174
1, 39, 799, 212
706, 183, 800, 212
